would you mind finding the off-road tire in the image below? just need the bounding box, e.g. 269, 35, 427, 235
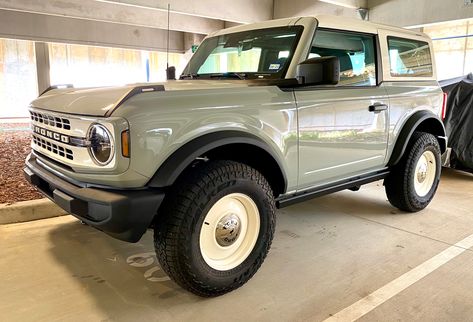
385, 131, 441, 212
154, 160, 276, 297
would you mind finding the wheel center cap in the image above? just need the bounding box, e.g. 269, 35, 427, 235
417, 162, 428, 183
215, 214, 241, 247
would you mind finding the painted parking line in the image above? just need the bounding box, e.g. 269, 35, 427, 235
323, 233, 473, 322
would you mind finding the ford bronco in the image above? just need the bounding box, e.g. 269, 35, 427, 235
24, 15, 447, 296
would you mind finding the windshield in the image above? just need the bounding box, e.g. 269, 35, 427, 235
181, 26, 303, 80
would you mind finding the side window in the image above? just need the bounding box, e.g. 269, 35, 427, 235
309, 29, 377, 86
387, 37, 433, 77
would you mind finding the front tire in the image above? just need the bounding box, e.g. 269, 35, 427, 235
385, 132, 441, 212
154, 160, 275, 297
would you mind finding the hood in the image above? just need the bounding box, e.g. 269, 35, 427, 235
31, 80, 250, 117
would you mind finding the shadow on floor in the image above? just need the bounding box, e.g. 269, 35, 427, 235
45, 168, 470, 317
47, 220, 206, 319
441, 167, 473, 182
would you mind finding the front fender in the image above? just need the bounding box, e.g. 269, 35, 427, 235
147, 130, 288, 192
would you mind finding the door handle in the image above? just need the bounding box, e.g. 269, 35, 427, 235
369, 103, 388, 113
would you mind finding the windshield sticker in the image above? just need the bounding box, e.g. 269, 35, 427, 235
269, 64, 280, 70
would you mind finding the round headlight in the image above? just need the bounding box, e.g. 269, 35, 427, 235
87, 124, 114, 165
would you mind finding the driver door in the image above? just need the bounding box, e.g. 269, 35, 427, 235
296, 29, 389, 190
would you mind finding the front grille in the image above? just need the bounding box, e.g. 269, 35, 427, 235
29, 111, 71, 130
34, 151, 75, 172
32, 134, 74, 160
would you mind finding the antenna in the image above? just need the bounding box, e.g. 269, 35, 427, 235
166, 3, 170, 71
165, 3, 175, 80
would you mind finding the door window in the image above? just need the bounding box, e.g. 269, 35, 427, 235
387, 37, 433, 77
308, 30, 377, 86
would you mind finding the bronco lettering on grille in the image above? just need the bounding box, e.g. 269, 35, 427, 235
33, 126, 70, 144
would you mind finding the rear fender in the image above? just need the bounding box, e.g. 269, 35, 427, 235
388, 111, 446, 166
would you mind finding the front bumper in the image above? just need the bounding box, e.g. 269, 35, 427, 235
24, 153, 164, 242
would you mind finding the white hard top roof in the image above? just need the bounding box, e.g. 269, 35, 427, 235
315, 15, 427, 37
210, 15, 428, 39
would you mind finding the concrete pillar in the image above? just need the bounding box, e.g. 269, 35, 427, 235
34, 42, 50, 95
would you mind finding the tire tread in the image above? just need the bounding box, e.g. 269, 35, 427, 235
154, 160, 275, 297
385, 131, 441, 212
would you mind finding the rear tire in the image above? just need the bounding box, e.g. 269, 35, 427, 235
385, 132, 441, 212
154, 160, 275, 297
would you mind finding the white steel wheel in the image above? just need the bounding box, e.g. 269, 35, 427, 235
414, 150, 437, 197
385, 132, 441, 213
199, 193, 261, 271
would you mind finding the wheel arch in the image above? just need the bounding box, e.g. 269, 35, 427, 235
388, 111, 447, 167
147, 131, 288, 197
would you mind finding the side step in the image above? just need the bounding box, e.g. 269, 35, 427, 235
276, 169, 390, 208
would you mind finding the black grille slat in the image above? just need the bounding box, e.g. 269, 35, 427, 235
29, 111, 71, 131
63, 119, 71, 130
32, 134, 74, 161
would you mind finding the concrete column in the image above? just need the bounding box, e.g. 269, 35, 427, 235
34, 42, 50, 95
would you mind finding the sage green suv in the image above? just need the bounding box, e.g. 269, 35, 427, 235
24, 15, 447, 297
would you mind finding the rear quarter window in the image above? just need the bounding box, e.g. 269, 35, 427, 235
387, 37, 433, 77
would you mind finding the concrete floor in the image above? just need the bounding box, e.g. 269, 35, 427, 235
1, 168, 473, 322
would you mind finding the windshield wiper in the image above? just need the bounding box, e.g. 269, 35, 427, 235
208, 72, 247, 80
180, 72, 247, 80
180, 73, 200, 80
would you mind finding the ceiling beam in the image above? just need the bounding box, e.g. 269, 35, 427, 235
96, 0, 274, 23
0, 9, 185, 52
0, 0, 224, 35
274, 0, 361, 19
318, 0, 368, 9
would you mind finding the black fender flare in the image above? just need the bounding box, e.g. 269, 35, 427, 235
388, 111, 447, 166
147, 131, 288, 192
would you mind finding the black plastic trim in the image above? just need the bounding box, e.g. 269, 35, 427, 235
24, 154, 164, 243
106, 84, 165, 117
277, 169, 390, 208
147, 131, 288, 193
387, 111, 447, 166
40, 84, 73, 96
178, 78, 300, 88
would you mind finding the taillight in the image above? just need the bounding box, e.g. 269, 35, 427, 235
441, 92, 448, 120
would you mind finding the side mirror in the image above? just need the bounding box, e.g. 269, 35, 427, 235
296, 56, 340, 86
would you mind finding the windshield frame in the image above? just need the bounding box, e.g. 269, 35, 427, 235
181, 26, 305, 80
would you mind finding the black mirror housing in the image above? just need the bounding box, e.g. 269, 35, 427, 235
166, 66, 176, 80
296, 56, 340, 86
